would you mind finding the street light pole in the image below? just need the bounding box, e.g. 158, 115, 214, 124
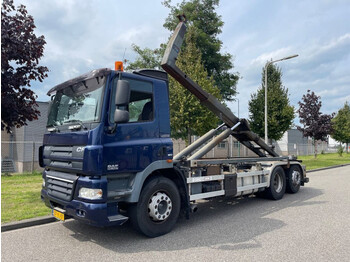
237, 98, 240, 157
264, 54, 298, 144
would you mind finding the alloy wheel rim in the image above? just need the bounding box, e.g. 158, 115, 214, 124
148, 192, 172, 221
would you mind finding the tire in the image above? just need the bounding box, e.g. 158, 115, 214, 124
129, 176, 181, 238
286, 165, 302, 194
265, 166, 286, 200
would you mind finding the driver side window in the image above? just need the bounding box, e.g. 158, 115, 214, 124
110, 77, 154, 123
129, 97, 152, 122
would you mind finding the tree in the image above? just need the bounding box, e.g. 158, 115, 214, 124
332, 102, 350, 153
248, 64, 294, 141
297, 90, 334, 158
163, 0, 239, 101
1, 0, 48, 133
126, 44, 165, 70
169, 27, 221, 144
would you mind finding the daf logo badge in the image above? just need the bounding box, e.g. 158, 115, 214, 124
107, 164, 119, 171
76, 147, 85, 153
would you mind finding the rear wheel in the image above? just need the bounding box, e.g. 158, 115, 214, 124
286, 165, 302, 193
265, 166, 286, 200
129, 176, 180, 237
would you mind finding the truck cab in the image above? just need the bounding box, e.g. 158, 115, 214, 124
40, 68, 174, 227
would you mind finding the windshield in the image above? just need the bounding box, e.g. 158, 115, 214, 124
47, 76, 106, 127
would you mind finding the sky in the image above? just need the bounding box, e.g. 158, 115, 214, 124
12, 0, 350, 124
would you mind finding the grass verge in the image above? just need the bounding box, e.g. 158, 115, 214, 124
1, 172, 51, 224
298, 153, 350, 170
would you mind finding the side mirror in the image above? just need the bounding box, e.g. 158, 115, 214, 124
114, 108, 129, 123
114, 80, 130, 123
115, 80, 130, 106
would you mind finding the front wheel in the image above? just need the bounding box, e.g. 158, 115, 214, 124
129, 176, 180, 237
265, 166, 286, 200
286, 165, 302, 193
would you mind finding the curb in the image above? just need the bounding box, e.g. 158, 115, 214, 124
1, 216, 57, 233
306, 163, 350, 173
2, 163, 350, 233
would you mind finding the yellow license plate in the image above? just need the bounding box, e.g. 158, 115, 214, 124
53, 209, 65, 221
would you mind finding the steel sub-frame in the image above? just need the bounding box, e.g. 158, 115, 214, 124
237, 182, 268, 193
187, 163, 271, 202
190, 190, 225, 201
189, 156, 289, 168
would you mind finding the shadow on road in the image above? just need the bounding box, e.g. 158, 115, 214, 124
63, 186, 324, 253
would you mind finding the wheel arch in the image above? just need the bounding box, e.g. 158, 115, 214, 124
126, 161, 189, 216
145, 167, 190, 218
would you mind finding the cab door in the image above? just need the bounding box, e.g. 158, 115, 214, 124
103, 75, 162, 173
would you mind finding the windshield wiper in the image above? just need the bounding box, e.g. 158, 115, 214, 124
64, 120, 88, 130
47, 123, 59, 133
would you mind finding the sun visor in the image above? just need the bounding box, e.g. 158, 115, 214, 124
47, 68, 111, 95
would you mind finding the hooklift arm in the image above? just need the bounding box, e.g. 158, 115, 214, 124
161, 16, 239, 128
161, 15, 279, 157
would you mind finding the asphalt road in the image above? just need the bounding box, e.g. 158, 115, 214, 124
2, 166, 350, 262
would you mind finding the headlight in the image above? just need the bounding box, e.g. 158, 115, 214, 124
79, 188, 103, 200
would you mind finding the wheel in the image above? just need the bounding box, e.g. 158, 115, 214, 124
129, 176, 180, 237
265, 166, 286, 200
286, 165, 302, 193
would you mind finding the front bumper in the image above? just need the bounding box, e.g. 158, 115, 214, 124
301, 165, 309, 186
41, 189, 128, 227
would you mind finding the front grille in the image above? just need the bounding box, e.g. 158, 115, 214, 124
43, 145, 84, 171
46, 170, 78, 201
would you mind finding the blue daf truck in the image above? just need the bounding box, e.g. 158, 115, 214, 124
40, 16, 308, 237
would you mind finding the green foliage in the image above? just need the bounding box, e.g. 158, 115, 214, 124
169, 27, 221, 143
337, 145, 344, 157
163, 0, 239, 101
332, 102, 350, 153
127, 0, 236, 142
127, 1, 229, 142
126, 44, 165, 70
248, 64, 295, 141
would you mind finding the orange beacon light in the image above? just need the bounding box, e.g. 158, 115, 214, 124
115, 61, 124, 71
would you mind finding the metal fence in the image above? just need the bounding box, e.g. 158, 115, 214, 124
1, 141, 43, 173
273, 142, 338, 156
1, 140, 340, 174
173, 139, 339, 158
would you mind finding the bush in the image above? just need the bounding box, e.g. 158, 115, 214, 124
321, 150, 325, 155
337, 145, 344, 157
